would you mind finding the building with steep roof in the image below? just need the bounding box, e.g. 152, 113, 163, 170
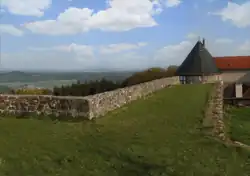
176, 39, 220, 84
176, 38, 250, 97
176, 38, 250, 84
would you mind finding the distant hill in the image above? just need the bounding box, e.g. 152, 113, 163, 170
0, 71, 134, 83
0, 85, 11, 93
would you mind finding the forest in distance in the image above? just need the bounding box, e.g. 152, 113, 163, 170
0, 66, 178, 95
0, 67, 178, 96
0, 71, 134, 83
0, 70, 135, 92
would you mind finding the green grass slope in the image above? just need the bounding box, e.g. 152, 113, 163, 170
228, 107, 250, 146
0, 84, 250, 176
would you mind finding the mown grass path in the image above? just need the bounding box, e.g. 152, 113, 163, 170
0, 84, 250, 176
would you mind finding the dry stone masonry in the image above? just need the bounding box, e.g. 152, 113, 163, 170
204, 81, 228, 142
212, 81, 227, 141
0, 95, 90, 119
0, 77, 180, 120
203, 81, 250, 151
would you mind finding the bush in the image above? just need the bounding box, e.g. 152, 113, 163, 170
121, 66, 178, 87
15, 88, 52, 95
53, 79, 121, 96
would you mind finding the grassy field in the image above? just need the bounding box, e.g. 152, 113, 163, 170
228, 107, 250, 146
0, 84, 250, 176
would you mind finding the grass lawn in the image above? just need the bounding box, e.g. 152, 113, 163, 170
0, 84, 250, 176
228, 107, 250, 146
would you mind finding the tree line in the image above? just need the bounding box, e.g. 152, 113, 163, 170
53, 66, 178, 96
6, 66, 178, 96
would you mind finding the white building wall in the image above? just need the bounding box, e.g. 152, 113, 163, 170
221, 71, 250, 83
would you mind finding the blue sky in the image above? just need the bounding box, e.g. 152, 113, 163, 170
0, 0, 249, 71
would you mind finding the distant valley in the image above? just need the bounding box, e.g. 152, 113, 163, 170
0, 71, 134, 91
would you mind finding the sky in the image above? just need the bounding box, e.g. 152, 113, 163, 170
0, 0, 249, 71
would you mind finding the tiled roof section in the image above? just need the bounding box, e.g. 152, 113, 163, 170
215, 56, 250, 70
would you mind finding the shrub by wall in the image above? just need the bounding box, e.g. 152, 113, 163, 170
53, 79, 120, 97
121, 66, 178, 87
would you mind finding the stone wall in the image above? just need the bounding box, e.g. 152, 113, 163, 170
0, 95, 90, 119
205, 75, 222, 83
182, 75, 221, 84
203, 81, 228, 142
0, 77, 180, 120
85, 76, 179, 119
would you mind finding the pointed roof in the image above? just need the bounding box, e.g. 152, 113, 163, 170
176, 40, 219, 76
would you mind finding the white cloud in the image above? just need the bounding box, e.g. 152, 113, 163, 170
193, 3, 198, 10
29, 43, 94, 59
0, 8, 5, 13
2, 39, 249, 71
215, 38, 233, 44
24, 7, 93, 35
186, 33, 199, 40
154, 41, 193, 65
27, 42, 149, 65
1, 51, 87, 71
1, 0, 51, 17
28, 42, 147, 56
165, 0, 182, 8
153, 38, 250, 67
88, 0, 160, 32
1, 42, 149, 70
211, 1, 250, 28
24, 0, 165, 35
99, 42, 147, 54
205, 39, 250, 56
239, 40, 250, 52
100, 51, 152, 70
0, 24, 23, 36
2, 43, 96, 70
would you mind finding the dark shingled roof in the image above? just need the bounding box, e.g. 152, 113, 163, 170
176, 40, 219, 76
